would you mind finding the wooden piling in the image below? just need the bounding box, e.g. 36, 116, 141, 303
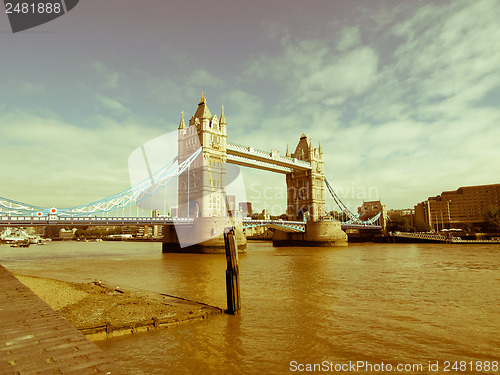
224, 228, 241, 315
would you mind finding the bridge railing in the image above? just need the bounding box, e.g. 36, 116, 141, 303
0, 215, 194, 226
241, 218, 306, 232
227, 142, 311, 169
341, 223, 383, 230
393, 232, 446, 241
227, 154, 294, 173
241, 218, 306, 225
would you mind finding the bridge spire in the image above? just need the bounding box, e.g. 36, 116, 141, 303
178, 111, 186, 129
220, 105, 227, 125
286, 144, 291, 157
194, 92, 212, 120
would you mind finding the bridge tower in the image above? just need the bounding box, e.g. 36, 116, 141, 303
286, 133, 325, 221
164, 94, 246, 253
177, 93, 227, 218
274, 133, 347, 247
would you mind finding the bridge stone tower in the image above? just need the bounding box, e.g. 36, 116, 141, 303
286, 133, 325, 221
163, 94, 246, 253
177, 93, 227, 218
275, 133, 346, 247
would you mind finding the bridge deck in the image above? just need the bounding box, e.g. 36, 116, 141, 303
226, 142, 311, 173
0, 216, 193, 226
0, 216, 382, 231
0, 265, 126, 374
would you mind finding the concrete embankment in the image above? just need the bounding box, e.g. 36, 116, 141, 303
14, 274, 224, 341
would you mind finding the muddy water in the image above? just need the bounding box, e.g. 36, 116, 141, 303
2, 241, 499, 374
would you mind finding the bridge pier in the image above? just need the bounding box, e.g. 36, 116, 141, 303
273, 219, 347, 247
162, 217, 247, 254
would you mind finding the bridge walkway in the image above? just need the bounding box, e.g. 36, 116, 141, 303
0, 265, 126, 375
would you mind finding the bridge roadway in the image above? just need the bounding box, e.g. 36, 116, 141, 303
0, 215, 193, 227
226, 142, 312, 174
0, 215, 381, 231
0, 216, 307, 230
0, 265, 126, 374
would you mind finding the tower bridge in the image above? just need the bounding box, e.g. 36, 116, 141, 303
0, 94, 385, 252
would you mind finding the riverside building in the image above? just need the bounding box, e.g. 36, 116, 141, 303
414, 183, 500, 231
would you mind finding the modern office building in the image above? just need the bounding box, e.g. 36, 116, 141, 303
414, 184, 500, 230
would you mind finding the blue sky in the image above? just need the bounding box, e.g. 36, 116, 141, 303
0, 0, 499, 213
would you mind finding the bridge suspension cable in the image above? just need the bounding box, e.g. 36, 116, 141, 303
0, 197, 45, 216
0, 147, 202, 217
324, 178, 382, 226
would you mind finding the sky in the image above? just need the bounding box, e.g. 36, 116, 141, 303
0, 0, 499, 214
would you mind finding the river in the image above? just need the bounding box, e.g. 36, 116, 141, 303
1, 241, 499, 374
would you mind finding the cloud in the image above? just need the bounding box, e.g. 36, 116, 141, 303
220, 90, 264, 140
186, 69, 223, 90
243, 39, 329, 86
337, 27, 361, 51
90, 61, 121, 90
0, 110, 163, 208
296, 45, 379, 106
237, 0, 500, 210
243, 32, 379, 113
96, 94, 131, 116
18, 82, 46, 96
391, 0, 500, 112
143, 69, 225, 111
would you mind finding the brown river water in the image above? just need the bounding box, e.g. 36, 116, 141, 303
1, 241, 499, 374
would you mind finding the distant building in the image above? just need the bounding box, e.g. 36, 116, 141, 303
226, 195, 236, 215
387, 208, 415, 216
414, 183, 500, 231
151, 210, 161, 238
34, 226, 46, 237
239, 202, 253, 217
121, 226, 138, 237
358, 200, 388, 231
59, 228, 76, 240
45, 225, 62, 239
358, 201, 385, 221
137, 226, 150, 238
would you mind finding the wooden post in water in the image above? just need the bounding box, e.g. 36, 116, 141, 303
224, 228, 240, 315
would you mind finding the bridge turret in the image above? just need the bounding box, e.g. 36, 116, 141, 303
220, 105, 227, 126
178, 111, 186, 130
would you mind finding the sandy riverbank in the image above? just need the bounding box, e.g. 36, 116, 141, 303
14, 275, 223, 340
